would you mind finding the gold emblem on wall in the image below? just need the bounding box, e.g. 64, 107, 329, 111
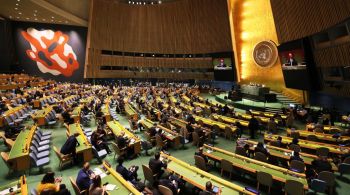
253, 40, 278, 68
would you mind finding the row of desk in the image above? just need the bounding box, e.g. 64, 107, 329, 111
161, 152, 255, 195
264, 134, 349, 155
68, 123, 93, 162
8, 125, 37, 171
286, 129, 350, 144
0, 176, 27, 195
201, 144, 309, 189
31, 106, 54, 126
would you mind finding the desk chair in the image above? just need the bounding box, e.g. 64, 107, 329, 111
224, 126, 234, 140
316, 147, 329, 157
29, 152, 50, 173
310, 179, 327, 194
318, 171, 335, 195
194, 155, 208, 171
257, 171, 273, 194
254, 152, 267, 162
290, 132, 300, 139
158, 185, 173, 195
288, 144, 301, 153
70, 177, 87, 195
284, 180, 304, 195
307, 135, 318, 142
221, 159, 234, 179
235, 146, 247, 157
338, 163, 350, 177
53, 146, 73, 170
92, 146, 107, 163
155, 134, 167, 151
30, 146, 49, 159
290, 160, 305, 173
142, 164, 157, 185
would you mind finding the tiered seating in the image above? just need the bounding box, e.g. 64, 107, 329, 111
1, 105, 32, 127
31, 106, 57, 126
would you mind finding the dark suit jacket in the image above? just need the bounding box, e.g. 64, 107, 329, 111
117, 136, 127, 149
149, 158, 166, 175
60, 135, 78, 155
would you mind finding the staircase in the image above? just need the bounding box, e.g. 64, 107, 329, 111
263, 91, 301, 114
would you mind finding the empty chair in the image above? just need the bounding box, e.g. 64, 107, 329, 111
307, 135, 318, 142
92, 146, 107, 163
220, 159, 234, 179
316, 147, 329, 157
15, 111, 26, 120
155, 134, 167, 151
33, 134, 50, 146
158, 185, 173, 195
30, 146, 49, 159
310, 179, 327, 194
338, 163, 350, 177
53, 146, 73, 170
38, 127, 52, 136
69, 177, 86, 195
318, 171, 335, 195
194, 155, 208, 171
29, 152, 50, 172
224, 126, 234, 140
142, 164, 157, 185
290, 160, 305, 173
284, 180, 304, 195
35, 131, 51, 141
10, 114, 23, 124
31, 140, 50, 152
257, 171, 273, 194
254, 152, 267, 162
192, 132, 202, 147
45, 116, 56, 126
4, 116, 14, 126
235, 146, 247, 157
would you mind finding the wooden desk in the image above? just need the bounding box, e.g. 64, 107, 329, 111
306, 124, 342, 134
250, 110, 287, 119
0, 175, 28, 195
242, 140, 338, 171
97, 161, 142, 195
31, 106, 53, 126
68, 123, 93, 162
161, 152, 255, 195
235, 113, 282, 125
286, 129, 350, 144
0, 105, 26, 127
264, 134, 349, 155
8, 126, 36, 171
211, 114, 249, 127
107, 120, 141, 155
194, 116, 237, 134
71, 106, 82, 123
202, 144, 308, 189
125, 104, 138, 121
156, 124, 181, 149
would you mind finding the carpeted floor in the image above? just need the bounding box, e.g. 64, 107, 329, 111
0, 94, 349, 195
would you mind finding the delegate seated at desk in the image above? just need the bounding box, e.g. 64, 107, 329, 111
60, 133, 80, 160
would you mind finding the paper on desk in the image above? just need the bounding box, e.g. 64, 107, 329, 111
106, 184, 117, 191
94, 168, 103, 175
0, 185, 18, 195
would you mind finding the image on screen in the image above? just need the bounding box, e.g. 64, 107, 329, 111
213, 58, 232, 70
279, 49, 306, 70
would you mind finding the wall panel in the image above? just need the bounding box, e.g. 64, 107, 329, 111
271, 0, 350, 43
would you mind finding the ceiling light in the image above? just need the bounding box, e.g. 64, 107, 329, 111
17, 0, 20, 2
14, 7, 18, 10
34, 18, 38, 21
16, 3, 19, 6
65, 21, 68, 23
34, 14, 36, 16
51, 19, 54, 22
42, 19, 46, 21
51, 16, 54, 19
26, 17, 29, 20
34, 10, 37, 13
9, 16, 13, 18
16, 16, 20, 19
18, 12, 22, 15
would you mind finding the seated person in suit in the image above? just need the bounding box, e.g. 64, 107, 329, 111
306, 155, 332, 179
60, 133, 80, 160
289, 137, 300, 149
149, 124, 158, 137
116, 156, 139, 184
91, 131, 111, 154
290, 151, 304, 163
149, 152, 167, 179
254, 142, 269, 156
116, 131, 134, 158
195, 147, 208, 163
159, 175, 181, 195
76, 162, 94, 191
199, 181, 221, 195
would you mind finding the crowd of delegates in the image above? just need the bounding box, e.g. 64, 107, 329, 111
3, 78, 350, 194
